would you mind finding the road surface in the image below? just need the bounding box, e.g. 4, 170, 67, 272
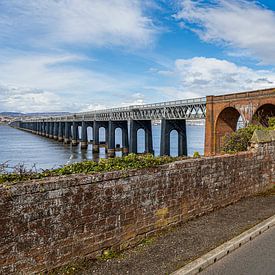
201, 226, 275, 275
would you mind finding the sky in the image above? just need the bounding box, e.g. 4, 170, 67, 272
1, 0, 275, 113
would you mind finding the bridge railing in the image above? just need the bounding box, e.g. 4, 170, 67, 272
15, 96, 207, 122
79, 97, 206, 114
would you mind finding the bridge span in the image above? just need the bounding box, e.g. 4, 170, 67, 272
10, 88, 275, 157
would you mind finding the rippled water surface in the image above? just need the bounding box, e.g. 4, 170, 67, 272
0, 124, 205, 170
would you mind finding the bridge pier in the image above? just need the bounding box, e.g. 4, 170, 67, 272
41, 122, 45, 136
81, 121, 88, 149
35, 122, 39, 134
31, 122, 34, 133
33, 122, 37, 134
64, 122, 71, 144
53, 122, 58, 140
93, 121, 108, 153
71, 121, 79, 146
37, 122, 41, 135
45, 122, 50, 138
49, 122, 54, 139
129, 120, 153, 154
40, 122, 44, 135
58, 122, 64, 141
30, 122, 34, 133
160, 119, 187, 156
107, 121, 129, 157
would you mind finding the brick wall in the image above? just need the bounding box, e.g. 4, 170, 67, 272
1, 141, 274, 274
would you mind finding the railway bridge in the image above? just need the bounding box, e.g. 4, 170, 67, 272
10, 88, 275, 156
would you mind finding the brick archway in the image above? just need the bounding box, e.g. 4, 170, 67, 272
252, 103, 275, 126
204, 88, 275, 155
215, 107, 242, 153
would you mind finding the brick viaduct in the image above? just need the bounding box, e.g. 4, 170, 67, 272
205, 88, 275, 155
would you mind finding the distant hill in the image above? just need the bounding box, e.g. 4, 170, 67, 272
26, 112, 71, 117
0, 112, 23, 117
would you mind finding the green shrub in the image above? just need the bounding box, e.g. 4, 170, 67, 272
222, 117, 275, 154
193, 151, 201, 158
0, 154, 186, 184
269, 117, 275, 128
222, 125, 259, 153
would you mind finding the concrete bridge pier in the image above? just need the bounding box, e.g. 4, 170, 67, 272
122, 123, 129, 155
32, 122, 37, 134
41, 122, 44, 135
29, 122, 34, 133
34, 122, 38, 134
160, 119, 187, 156
28, 122, 32, 132
49, 122, 54, 139
81, 121, 88, 149
37, 122, 41, 135
64, 122, 71, 144
41, 122, 46, 136
38, 122, 42, 135
40, 122, 44, 135
53, 122, 58, 140
58, 122, 64, 142
72, 121, 79, 146
46, 122, 50, 138
43, 122, 47, 136
107, 121, 129, 157
129, 120, 153, 154
93, 121, 109, 154
35, 122, 39, 134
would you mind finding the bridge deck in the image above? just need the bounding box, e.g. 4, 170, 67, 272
25, 97, 207, 122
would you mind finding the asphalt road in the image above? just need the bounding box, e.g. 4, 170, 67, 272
201, 226, 275, 275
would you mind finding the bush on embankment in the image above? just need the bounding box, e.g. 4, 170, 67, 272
222, 117, 275, 153
0, 154, 187, 185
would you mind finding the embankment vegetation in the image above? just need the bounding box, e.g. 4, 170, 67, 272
222, 117, 275, 153
0, 154, 187, 185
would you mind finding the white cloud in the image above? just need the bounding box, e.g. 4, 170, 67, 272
153, 57, 275, 99
175, 0, 275, 64
0, 84, 63, 113
0, 52, 148, 112
0, 53, 118, 93
80, 92, 145, 112
0, 0, 156, 48
120, 93, 145, 106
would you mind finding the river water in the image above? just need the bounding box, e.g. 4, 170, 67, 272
0, 124, 204, 170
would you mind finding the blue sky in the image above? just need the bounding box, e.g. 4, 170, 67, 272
1, 0, 275, 112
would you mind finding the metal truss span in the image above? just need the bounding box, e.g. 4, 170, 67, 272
27, 97, 207, 122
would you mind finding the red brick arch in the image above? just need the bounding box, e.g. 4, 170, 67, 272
252, 103, 275, 126
215, 107, 243, 153
205, 88, 275, 155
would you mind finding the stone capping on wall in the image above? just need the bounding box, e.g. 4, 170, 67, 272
0, 139, 275, 274
251, 130, 275, 144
